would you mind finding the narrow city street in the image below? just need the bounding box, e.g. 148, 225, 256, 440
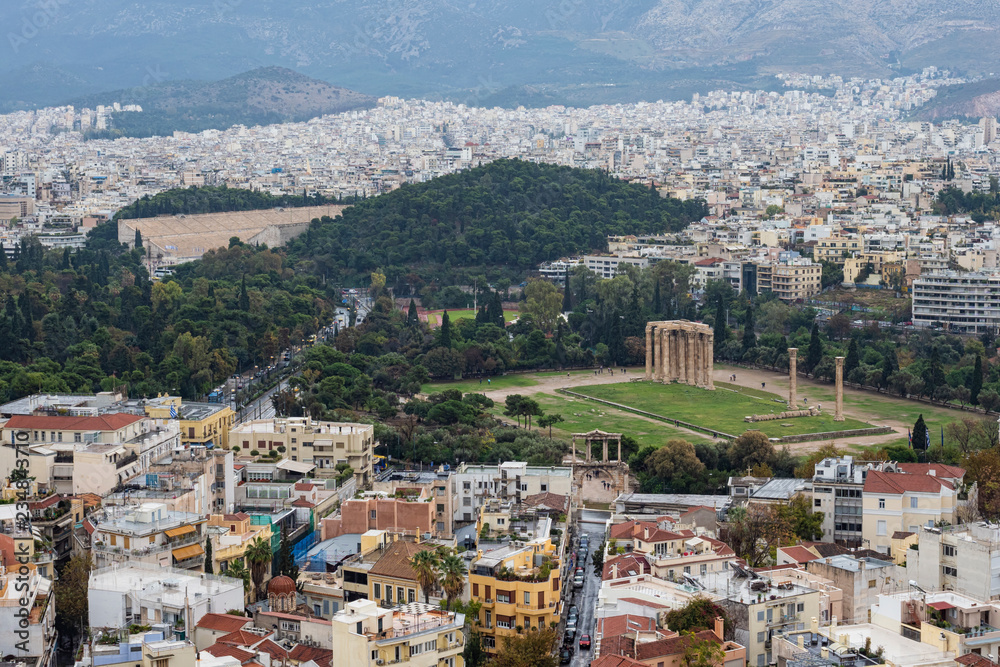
568, 512, 609, 667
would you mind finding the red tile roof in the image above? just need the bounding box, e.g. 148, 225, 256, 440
618, 597, 669, 609
288, 644, 333, 667
217, 629, 268, 647
195, 613, 253, 633
294, 483, 316, 491
635, 630, 720, 661
204, 644, 256, 663
957, 654, 1000, 667
603, 554, 651, 581
5, 413, 143, 431
291, 498, 315, 508
254, 638, 288, 659
591, 655, 647, 667
896, 463, 966, 479
779, 545, 820, 564
863, 470, 953, 494
596, 614, 657, 640
224, 513, 251, 522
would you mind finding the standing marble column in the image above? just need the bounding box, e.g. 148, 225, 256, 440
645, 326, 653, 381
571, 437, 576, 464
688, 329, 697, 386
602, 438, 608, 462
788, 348, 798, 409
834, 356, 845, 422
660, 329, 669, 383
706, 332, 715, 390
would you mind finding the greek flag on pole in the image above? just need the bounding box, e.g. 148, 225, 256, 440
170, 405, 178, 419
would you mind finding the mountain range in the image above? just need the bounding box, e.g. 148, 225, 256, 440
2, 0, 1000, 111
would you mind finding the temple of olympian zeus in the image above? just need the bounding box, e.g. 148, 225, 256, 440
644, 320, 715, 390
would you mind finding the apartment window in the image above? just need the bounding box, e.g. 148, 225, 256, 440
463, 482, 471, 490
797, 603, 804, 612
497, 618, 512, 629
408, 589, 415, 603
868, 580, 877, 588
397, 587, 404, 602
370, 510, 376, 519
757, 632, 766, 643
757, 611, 765, 622
485, 611, 492, 629
371, 651, 377, 661
463, 497, 472, 506
910, 497, 919, 509
473, 584, 479, 596
943, 545, 956, 557
878, 498, 885, 509
386, 586, 392, 603
700, 564, 707, 576
943, 566, 958, 577
524, 591, 530, 605
815, 499, 821, 507
497, 592, 511, 604
877, 520, 887, 536
374, 583, 381, 599
540, 484, 547, 492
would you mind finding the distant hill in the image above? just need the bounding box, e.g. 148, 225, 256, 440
3, 1, 1000, 109
912, 79, 1000, 121
70, 67, 376, 138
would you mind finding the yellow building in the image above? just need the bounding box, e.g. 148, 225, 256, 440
468, 522, 561, 653
815, 235, 862, 265
145, 396, 234, 449
331, 599, 465, 667
862, 470, 959, 554
842, 251, 906, 286
205, 512, 272, 574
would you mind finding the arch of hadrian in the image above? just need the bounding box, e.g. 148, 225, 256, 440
644, 320, 715, 390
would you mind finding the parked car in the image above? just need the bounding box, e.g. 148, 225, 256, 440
579, 635, 591, 650
564, 627, 576, 643
568, 605, 579, 617
573, 575, 584, 588
560, 648, 573, 664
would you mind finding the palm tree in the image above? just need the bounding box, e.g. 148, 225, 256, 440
439, 554, 466, 611
246, 537, 272, 602
411, 549, 440, 604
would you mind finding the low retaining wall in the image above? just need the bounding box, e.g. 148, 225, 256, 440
775, 426, 895, 443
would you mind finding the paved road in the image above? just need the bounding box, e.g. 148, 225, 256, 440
236, 380, 286, 424
567, 517, 606, 667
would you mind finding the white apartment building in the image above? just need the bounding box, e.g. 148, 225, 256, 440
88, 563, 244, 632
912, 271, 1000, 333
452, 462, 572, 524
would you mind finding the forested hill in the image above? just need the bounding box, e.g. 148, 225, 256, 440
285, 159, 707, 288
113, 185, 344, 221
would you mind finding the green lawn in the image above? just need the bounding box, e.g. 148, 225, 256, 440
425, 309, 518, 326
423, 374, 539, 394
571, 381, 872, 438
491, 393, 713, 448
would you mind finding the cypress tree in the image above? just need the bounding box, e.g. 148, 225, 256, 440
806, 322, 823, 373
439, 310, 452, 348
845, 338, 860, 377
204, 538, 214, 574
0, 246, 7, 271
134, 228, 143, 249
562, 279, 572, 312
713, 300, 729, 356
407, 298, 419, 326
239, 274, 250, 311
972, 354, 984, 405
912, 414, 928, 451
277, 527, 297, 580
741, 305, 756, 353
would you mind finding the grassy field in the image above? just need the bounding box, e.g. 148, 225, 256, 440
571, 381, 872, 437
425, 309, 518, 326
491, 392, 713, 448
423, 374, 538, 395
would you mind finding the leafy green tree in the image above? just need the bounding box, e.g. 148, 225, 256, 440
54, 552, 92, 640
665, 596, 730, 635
780, 495, 824, 540
463, 631, 487, 667
728, 431, 774, 473
537, 413, 564, 437
491, 627, 557, 667
223, 560, 252, 600
522, 279, 563, 333
682, 632, 726, 667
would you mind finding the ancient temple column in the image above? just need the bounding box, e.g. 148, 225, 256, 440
665, 330, 674, 382
645, 325, 653, 380
835, 356, 845, 422
586, 437, 591, 462
571, 437, 576, 464
660, 328, 669, 383
602, 437, 608, 462
788, 348, 798, 409
617, 438, 622, 461
706, 332, 715, 390
687, 328, 697, 386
